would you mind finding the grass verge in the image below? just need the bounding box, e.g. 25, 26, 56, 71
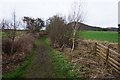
2, 38, 41, 80
41, 37, 80, 78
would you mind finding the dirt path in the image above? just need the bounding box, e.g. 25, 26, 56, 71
23, 43, 57, 78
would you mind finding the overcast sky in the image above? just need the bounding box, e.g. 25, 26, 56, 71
0, 0, 119, 28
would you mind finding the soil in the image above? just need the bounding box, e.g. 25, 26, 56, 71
22, 43, 57, 78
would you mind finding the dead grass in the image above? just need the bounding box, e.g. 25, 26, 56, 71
62, 39, 116, 78
2, 33, 38, 74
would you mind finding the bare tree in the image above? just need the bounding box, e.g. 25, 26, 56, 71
0, 19, 4, 30
2, 11, 19, 54
10, 11, 17, 54
68, 1, 86, 53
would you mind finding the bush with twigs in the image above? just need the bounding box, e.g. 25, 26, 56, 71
46, 15, 74, 50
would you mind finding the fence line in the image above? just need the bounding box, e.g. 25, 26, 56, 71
95, 42, 120, 74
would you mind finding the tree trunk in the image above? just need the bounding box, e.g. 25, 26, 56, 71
71, 37, 75, 53
11, 38, 14, 54
71, 25, 76, 53
11, 29, 15, 54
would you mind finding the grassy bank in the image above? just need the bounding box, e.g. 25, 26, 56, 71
40, 37, 80, 78
78, 31, 118, 43
2, 38, 41, 79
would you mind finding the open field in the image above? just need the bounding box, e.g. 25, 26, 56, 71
2, 31, 119, 78
78, 31, 118, 43
1, 31, 25, 38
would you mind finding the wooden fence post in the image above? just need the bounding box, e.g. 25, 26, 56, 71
106, 45, 110, 68
94, 42, 97, 55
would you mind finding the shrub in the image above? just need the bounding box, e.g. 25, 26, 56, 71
46, 15, 73, 49
14, 34, 35, 53
2, 38, 12, 55
2, 33, 36, 55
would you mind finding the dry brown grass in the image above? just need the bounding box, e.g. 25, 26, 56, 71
62, 39, 116, 78
2, 33, 39, 73
14, 33, 36, 53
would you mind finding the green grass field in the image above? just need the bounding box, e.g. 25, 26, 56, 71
1, 31, 25, 38
78, 31, 119, 43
